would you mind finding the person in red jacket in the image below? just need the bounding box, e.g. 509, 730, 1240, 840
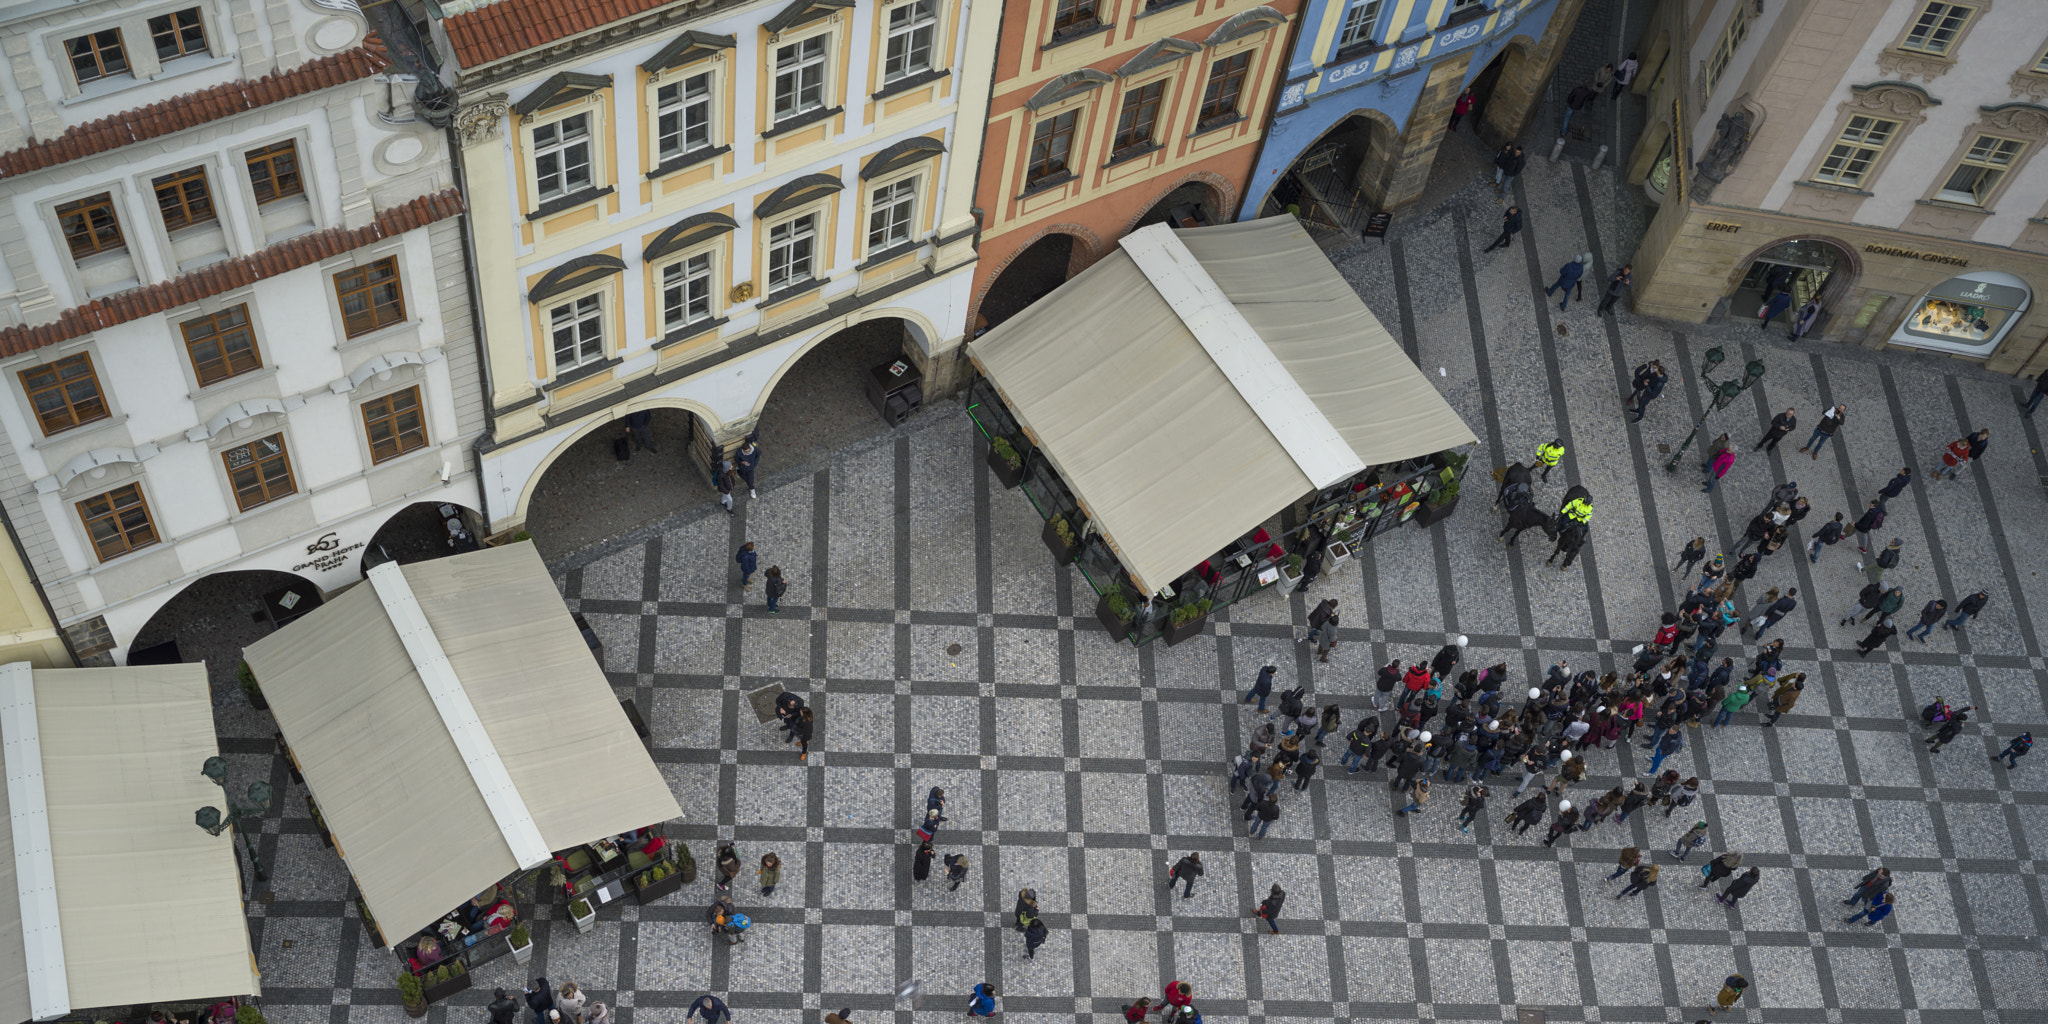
1399, 663, 1432, 709
1163, 982, 1193, 1010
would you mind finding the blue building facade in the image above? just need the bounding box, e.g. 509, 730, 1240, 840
1241, 0, 1580, 221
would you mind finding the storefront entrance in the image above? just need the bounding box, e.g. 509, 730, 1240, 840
1890, 271, 2033, 357
1730, 238, 1853, 332
1263, 114, 1384, 235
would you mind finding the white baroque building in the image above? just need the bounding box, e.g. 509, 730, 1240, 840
0, 0, 486, 663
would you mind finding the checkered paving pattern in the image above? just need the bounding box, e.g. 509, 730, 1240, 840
221, 158, 2048, 1024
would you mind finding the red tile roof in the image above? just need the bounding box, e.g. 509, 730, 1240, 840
442, 0, 679, 68
0, 188, 465, 358
0, 40, 390, 180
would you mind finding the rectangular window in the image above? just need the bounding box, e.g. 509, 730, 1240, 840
148, 8, 207, 62
222, 433, 296, 511
1200, 52, 1251, 124
1113, 81, 1166, 152
662, 253, 714, 330
153, 167, 216, 231
550, 294, 606, 370
1051, 0, 1098, 34
656, 73, 713, 161
19, 354, 110, 436
335, 256, 406, 337
1938, 134, 2024, 205
180, 305, 262, 386
767, 214, 817, 292
245, 140, 304, 205
773, 37, 828, 122
65, 28, 128, 84
533, 113, 593, 201
1813, 115, 1899, 188
77, 484, 157, 562
1702, 2, 1753, 95
867, 179, 917, 250
1026, 110, 1078, 183
2035, 46, 2048, 73
1337, 0, 1382, 47
885, 0, 937, 82
1901, 2, 1972, 55
362, 385, 428, 464
56, 193, 125, 260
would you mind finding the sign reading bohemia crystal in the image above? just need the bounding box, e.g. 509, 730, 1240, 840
1863, 243, 1969, 267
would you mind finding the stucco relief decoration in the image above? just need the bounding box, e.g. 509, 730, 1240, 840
1875, 49, 1953, 83
455, 97, 511, 146
1689, 105, 1755, 202
1978, 102, 2048, 142
1848, 81, 1940, 131
2011, 71, 2048, 103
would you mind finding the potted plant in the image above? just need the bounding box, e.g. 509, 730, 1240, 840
632, 857, 686, 904
986, 437, 1025, 489
1095, 590, 1135, 638
236, 661, 267, 711
1276, 552, 1304, 589
674, 841, 698, 884
568, 897, 596, 933
508, 921, 533, 964
420, 962, 471, 1003
1161, 599, 1211, 647
1041, 516, 1081, 564
235, 1006, 266, 1024
1416, 479, 1461, 526
397, 970, 426, 1018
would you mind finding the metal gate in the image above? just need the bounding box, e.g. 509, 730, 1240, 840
1283, 142, 1369, 235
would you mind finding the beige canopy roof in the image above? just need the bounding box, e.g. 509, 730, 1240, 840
969, 218, 1476, 593
0, 663, 259, 1023
243, 543, 680, 947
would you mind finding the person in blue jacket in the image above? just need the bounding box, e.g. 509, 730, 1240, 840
965, 984, 998, 1017
1545, 253, 1590, 311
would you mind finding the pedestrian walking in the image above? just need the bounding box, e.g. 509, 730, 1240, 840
1996, 732, 2033, 769
1255, 884, 1285, 934
1600, 265, 1635, 317
1542, 800, 1579, 846
735, 542, 758, 589
1927, 712, 1968, 753
1608, 846, 1642, 881
1457, 784, 1488, 832
1850, 499, 1885, 553
1508, 792, 1547, 834
1761, 675, 1804, 725
914, 840, 934, 881
945, 854, 969, 891
791, 706, 814, 760
1616, 781, 1650, 821
1758, 290, 1793, 330
1163, 982, 1193, 1011
526, 981, 555, 1024
1167, 853, 1203, 898
1612, 51, 1638, 98
1664, 776, 1699, 818
1937, 434, 1974, 481
1702, 435, 1734, 492
1750, 588, 1797, 640
966, 983, 998, 1017
2025, 371, 2048, 416
1807, 513, 1845, 562
1712, 975, 1749, 1014
1843, 892, 1894, 927
763, 566, 787, 613
1393, 778, 1430, 817
1700, 851, 1742, 888
1248, 794, 1279, 838
1756, 408, 1796, 451
1615, 863, 1659, 900
1718, 867, 1761, 907
1293, 749, 1322, 791
1644, 727, 1684, 777
1559, 82, 1596, 136
1796, 404, 1846, 459
1022, 916, 1048, 959
1905, 599, 1946, 642
1315, 614, 1340, 663
1674, 536, 1707, 577
734, 439, 761, 498
686, 995, 730, 1024
1481, 206, 1522, 252
1790, 298, 1823, 340
714, 843, 742, 891
1845, 867, 1891, 906
1840, 581, 1884, 626
1625, 358, 1665, 419
1591, 62, 1614, 98
1876, 466, 1913, 503
1855, 618, 1897, 657
1448, 87, 1475, 131
1545, 254, 1590, 311
1493, 144, 1526, 194
1945, 590, 1990, 631
1243, 665, 1277, 711
758, 852, 781, 896
1672, 820, 1709, 860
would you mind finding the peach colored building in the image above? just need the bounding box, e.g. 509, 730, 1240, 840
968, 0, 1301, 332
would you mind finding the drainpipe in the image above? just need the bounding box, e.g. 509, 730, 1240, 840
444, 118, 501, 534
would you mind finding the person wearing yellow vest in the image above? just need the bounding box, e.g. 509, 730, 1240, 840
1561, 496, 1592, 525
1535, 439, 1565, 482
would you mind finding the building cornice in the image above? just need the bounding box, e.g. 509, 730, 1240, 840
0, 189, 465, 358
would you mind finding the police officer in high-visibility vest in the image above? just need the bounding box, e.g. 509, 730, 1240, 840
1535, 439, 1566, 483
1561, 495, 1592, 526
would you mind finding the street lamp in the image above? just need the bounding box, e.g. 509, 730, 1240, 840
196, 755, 273, 889
1663, 348, 1767, 471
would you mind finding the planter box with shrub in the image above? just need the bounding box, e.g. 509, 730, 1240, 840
509, 922, 533, 963
568, 898, 596, 933
1161, 600, 1211, 647
632, 859, 686, 905
1042, 517, 1081, 564
1095, 592, 1135, 639
986, 438, 1025, 489
419, 963, 471, 1004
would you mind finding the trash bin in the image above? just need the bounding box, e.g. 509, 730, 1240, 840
865, 358, 922, 426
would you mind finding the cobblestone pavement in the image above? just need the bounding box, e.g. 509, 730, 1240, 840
224, 76, 2048, 1024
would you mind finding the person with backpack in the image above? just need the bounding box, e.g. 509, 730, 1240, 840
1021, 916, 1048, 959
1860, 538, 1902, 584
1851, 499, 1885, 554
1254, 883, 1285, 934
763, 566, 787, 613
1672, 820, 1710, 860
1340, 719, 1377, 774
1997, 732, 2034, 769
965, 984, 998, 1017
1615, 863, 1659, 900
1840, 581, 1885, 626
714, 844, 741, 892
1906, 599, 1947, 642
1643, 727, 1684, 777
1013, 889, 1038, 932
1274, 684, 1307, 727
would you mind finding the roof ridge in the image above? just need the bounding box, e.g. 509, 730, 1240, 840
0, 36, 391, 180
0, 188, 466, 358
441, 0, 688, 68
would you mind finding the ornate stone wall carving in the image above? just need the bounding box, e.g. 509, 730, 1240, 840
1875, 50, 1953, 83
454, 96, 510, 146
